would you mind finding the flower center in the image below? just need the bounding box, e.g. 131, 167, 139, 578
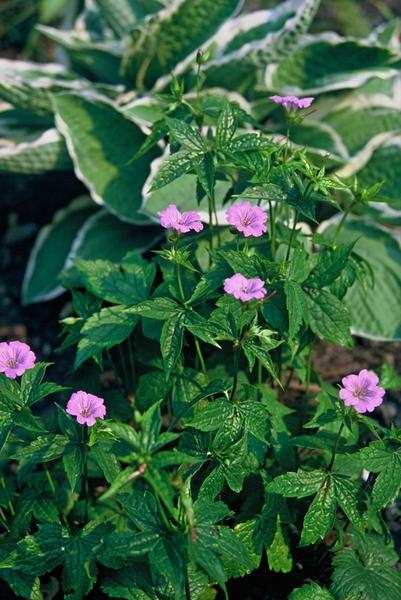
6, 358, 17, 368
352, 387, 366, 400
80, 407, 91, 417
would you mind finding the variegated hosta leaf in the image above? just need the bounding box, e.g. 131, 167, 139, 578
93, 0, 164, 37
265, 33, 397, 95
37, 26, 125, 85
141, 171, 232, 224
22, 203, 163, 305
122, 0, 242, 89
324, 106, 401, 156
54, 92, 160, 224
0, 59, 88, 115
202, 0, 320, 94
336, 136, 401, 205
321, 218, 401, 341
0, 129, 72, 174
22, 197, 98, 304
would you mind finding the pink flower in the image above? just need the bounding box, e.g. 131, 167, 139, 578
66, 391, 106, 426
158, 204, 203, 233
270, 95, 314, 111
224, 273, 267, 302
339, 369, 385, 413
226, 202, 268, 237
0, 341, 36, 379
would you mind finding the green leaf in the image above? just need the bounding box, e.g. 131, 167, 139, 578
300, 477, 336, 546
91, 442, 121, 483
54, 93, 159, 223
126, 298, 182, 320
7, 524, 69, 575
266, 516, 292, 573
216, 101, 236, 148
331, 533, 401, 600
306, 243, 355, 289
184, 311, 221, 347
149, 151, 202, 192
74, 255, 155, 305
76, 305, 139, 368
267, 470, 326, 498
93, 0, 162, 36
371, 450, 401, 510
166, 117, 206, 152
284, 281, 308, 339
160, 313, 185, 377
123, 0, 242, 87
380, 363, 401, 390
225, 134, 272, 154
307, 289, 353, 348
332, 475, 362, 528
242, 337, 280, 384
63, 444, 85, 491
12, 435, 69, 464
99, 531, 160, 565
22, 197, 97, 304
188, 399, 234, 432
289, 582, 335, 600
195, 152, 215, 199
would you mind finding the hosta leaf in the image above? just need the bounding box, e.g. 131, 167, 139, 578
37, 26, 125, 84
267, 36, 396, 95
123, 0, 242, 88
22, 197, 97, 304
93, 0, 163, 36
54, 93, 159, 223
300, 478, 336, 546
76, 305, 139, 367
204, 0, 320, 93
307, 289, 353, 348
322, 219, 401, 340
0, 128, 71, 174
0, 58, 87, 115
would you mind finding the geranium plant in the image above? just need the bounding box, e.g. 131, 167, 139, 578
0, 91, 400, 600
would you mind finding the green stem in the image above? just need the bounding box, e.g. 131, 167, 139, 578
0, 476, 14, 517
210, 192, 221, 246
82, 426, 89, 523
207, 197, 215, 252
229, 342, 241, 402
285, 211, 299, 262
268, 200, 276, 258
194, 337, 206, 374
257, 359, 263, 385
304, 343, 313, 401
333, 200, 356, 246
0, 508, 9, 532
44, 464, 68, 527
117, 343, 130, 393
327, 422, 345, 471
127, 337, 136, 392
176, 262, 185, 303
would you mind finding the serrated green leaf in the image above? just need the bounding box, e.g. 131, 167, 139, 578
307, 289, 353, 348
284, 281, 308, 339
371, 450, 401, 510
300, 478, 336, 546
160, 313, 185, 376
267, 470, 326, 498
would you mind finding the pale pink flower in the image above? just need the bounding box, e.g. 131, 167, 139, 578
158, 204, 203, 233
339, 369, 385, 413
0, 341, 36, 379
226, 202, 268, 237
224, 273, 267, 302
66, 391, 106, 426
270, 95, 314, 111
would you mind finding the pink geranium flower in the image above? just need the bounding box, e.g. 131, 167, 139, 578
224, 273, 267, 302
339, 369, 385, 413
270, 95, 314, 111
226, 202, 268, 237
0, 341, 36, 379
66, 391, 106, 426
158, 204, 203, 233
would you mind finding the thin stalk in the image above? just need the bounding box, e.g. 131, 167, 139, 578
176, 263, 186, 303
0, 508, 9, 532
304, 343, 313, 401
117, 344, 130, 393
229, 343, 241, 402
127, 337, 136, 392
285, 211, 299, 262
82, 426, 89, 523
327, 422, 345, 472
332, 200, 357, 246
185, 570, 192, 600
44, 464, 68, 527
207, 198, 215, 252
268, 200, 276, 258
210, 192, 221, 246
194, 337, 206, 374
0, 476, 14, 516
257, 359, 263, 385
